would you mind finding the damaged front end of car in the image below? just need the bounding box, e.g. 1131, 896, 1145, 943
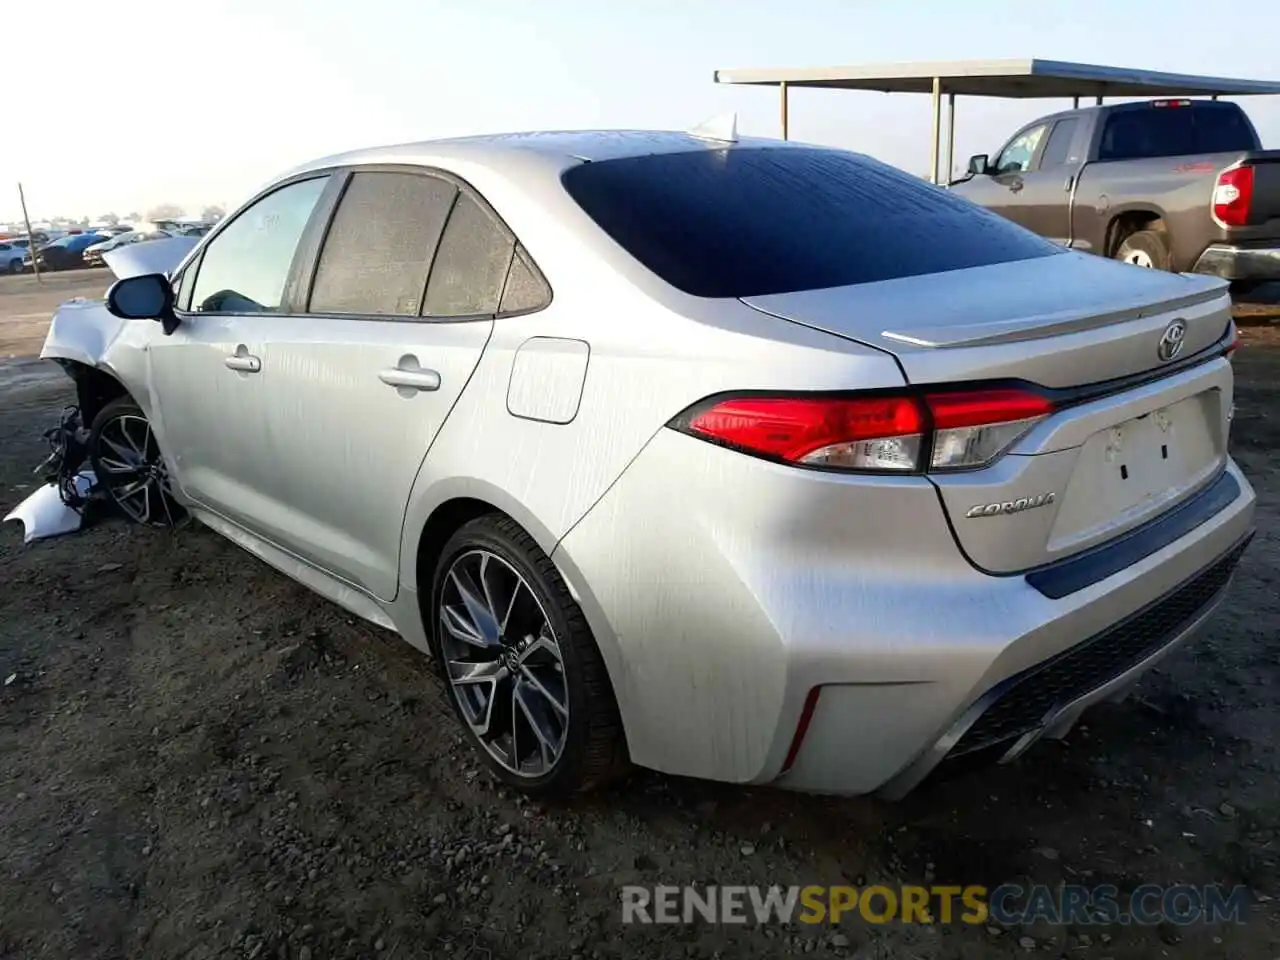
3, 236, 199, 543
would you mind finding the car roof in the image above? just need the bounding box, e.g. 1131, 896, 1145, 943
280, 129, 804, 181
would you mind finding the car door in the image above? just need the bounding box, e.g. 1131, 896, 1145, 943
146, 174, 335, 527
999, 117, 1082, 245
238, 167, 513, 601
951, 122, 1049, 227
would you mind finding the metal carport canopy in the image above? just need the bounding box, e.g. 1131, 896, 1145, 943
713, 58, 1280, 183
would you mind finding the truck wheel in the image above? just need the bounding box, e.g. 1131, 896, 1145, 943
1115, 230, 1170, 271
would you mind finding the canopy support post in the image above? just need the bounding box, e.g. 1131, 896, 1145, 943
1073, 96, 1080, 109
946, 93, 956, 186
929, 76, 941, 184
780, 81, 789, 139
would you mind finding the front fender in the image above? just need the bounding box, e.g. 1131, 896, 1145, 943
39, 297, 125, 370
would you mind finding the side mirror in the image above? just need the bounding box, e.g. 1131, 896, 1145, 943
967, 154, 991, 176
106, 273, 179, 335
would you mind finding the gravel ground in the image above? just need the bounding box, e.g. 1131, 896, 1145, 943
1, 280, 1278, 960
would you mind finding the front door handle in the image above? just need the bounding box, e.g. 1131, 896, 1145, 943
224, 350, 261, 373
379, 356, 440, 393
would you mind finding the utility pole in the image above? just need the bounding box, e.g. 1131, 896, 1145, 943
17, 182, 41, 284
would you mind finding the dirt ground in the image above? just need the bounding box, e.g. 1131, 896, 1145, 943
1, 272, 1278, 960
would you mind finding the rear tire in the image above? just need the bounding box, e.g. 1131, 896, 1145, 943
1114, 230, 1170, 271
429, 514, 627, 796
87, 397, 185, 527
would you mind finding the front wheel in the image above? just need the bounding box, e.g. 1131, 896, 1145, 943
8, 258, 21, 274
430, 515, 626, 795
87, 397, 185, 527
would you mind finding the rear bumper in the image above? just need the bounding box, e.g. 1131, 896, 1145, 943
879, 527, 1251, 798
553, 426, 1257, 797
1191, 242, 1280, 282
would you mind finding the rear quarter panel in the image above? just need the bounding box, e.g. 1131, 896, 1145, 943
1073, 153, 1244, 269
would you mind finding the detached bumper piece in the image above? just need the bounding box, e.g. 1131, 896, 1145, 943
1, 407, 108, 543
939, 533, 1253, 771
1191, 243, 1280, 282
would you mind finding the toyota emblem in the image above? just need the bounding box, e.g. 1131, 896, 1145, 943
1158, 319, 1187, 362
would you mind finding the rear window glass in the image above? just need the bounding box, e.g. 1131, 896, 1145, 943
1098, 104, 1257, 161
561, 147, 1060, 299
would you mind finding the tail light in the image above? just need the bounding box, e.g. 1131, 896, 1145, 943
1213, 166, 1254, 227
1225, 328, 1240, 357
925, 389, 1054, 470
673, 388, 1053, 473
1152, 99, 1192, 108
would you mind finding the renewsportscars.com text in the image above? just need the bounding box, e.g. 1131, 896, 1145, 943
620, 883, 1250, 926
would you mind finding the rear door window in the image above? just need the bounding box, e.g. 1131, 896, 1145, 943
422, 192, 514, 317
309, 171, 457, 316
1038, 119, 1079, 169
561, 146, 1060, 299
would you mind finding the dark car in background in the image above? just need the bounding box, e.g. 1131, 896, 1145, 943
23, 233, 108, 271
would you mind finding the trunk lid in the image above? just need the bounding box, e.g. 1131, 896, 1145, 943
741, 252, 1236, 573
741, 251, 1229, 388
102, 235, 198, 280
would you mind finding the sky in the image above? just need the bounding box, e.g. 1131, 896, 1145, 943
6, 0, 1280, 222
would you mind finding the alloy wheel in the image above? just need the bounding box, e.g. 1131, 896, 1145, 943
94, 414, 178, 525
438, 549, 569, 778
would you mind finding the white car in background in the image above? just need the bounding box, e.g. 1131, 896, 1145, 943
82, 228, 174, 267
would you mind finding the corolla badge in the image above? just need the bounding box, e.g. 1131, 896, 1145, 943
1158, 319, 1187, 362
965, 492, 1056, 519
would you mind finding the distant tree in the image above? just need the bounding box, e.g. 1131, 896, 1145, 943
145, 203, 184, 221
200, 204, 226, 222
125, 211, 141, 221
98, 212, 119, 225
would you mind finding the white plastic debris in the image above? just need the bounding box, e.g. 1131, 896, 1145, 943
2, 472, 95, 543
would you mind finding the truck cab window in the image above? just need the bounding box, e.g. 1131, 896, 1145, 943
1039, 119, 1079, 169
995, 125, 1048, 174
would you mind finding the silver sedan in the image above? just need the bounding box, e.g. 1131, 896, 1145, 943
40, 130, 1256, 797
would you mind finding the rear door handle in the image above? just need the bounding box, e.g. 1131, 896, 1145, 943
224, 353, 261, 373
379, 366, 441, 392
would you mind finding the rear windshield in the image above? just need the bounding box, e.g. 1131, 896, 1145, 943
561, 146, 1061, 299
1098, 103, 1258, 161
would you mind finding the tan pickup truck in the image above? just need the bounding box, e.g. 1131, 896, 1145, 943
950, 98, 1280, 289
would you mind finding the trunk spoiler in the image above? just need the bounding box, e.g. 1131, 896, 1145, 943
878, 281, 1228, 349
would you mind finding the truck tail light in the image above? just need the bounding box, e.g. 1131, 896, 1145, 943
671, 388, 1054, 473
1213, 166, 1254, 227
